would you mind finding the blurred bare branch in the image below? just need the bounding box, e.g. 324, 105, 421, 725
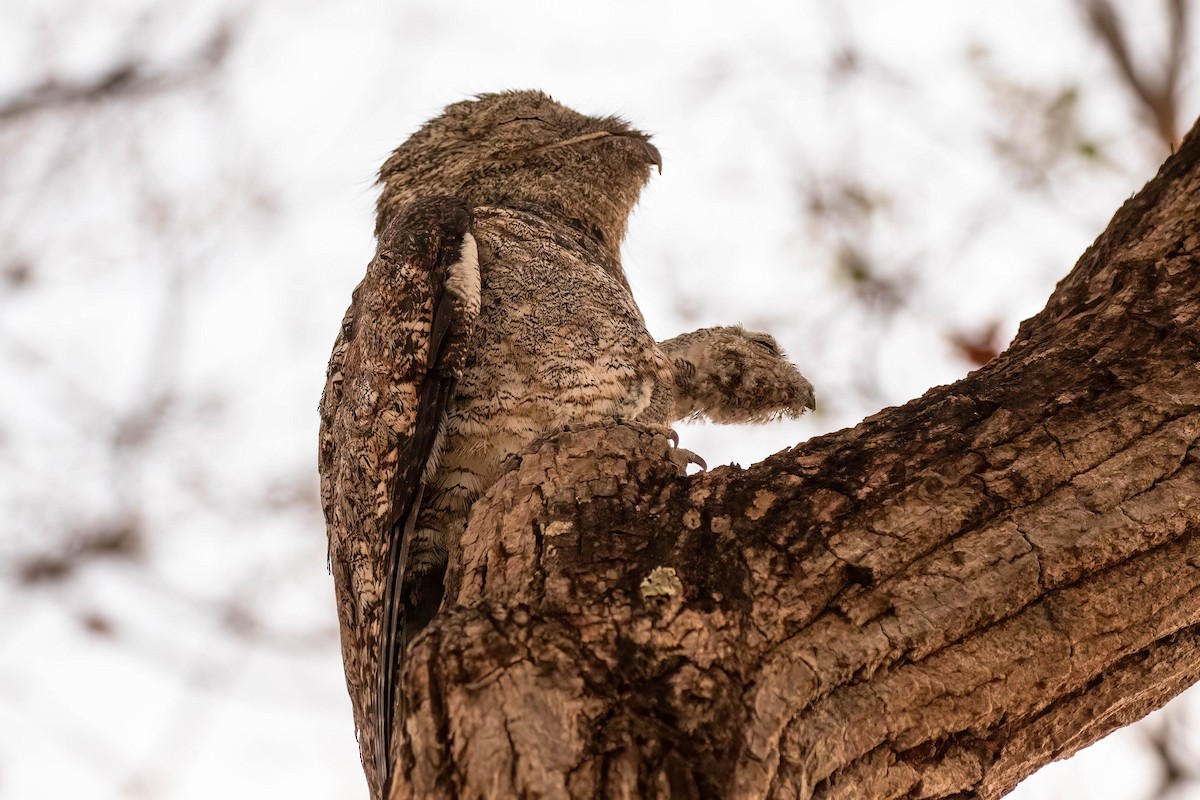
1145, 702, 1200, 798
15, 517, 142, 586
1081, 0, 1190, 152
0, 17, 234, 123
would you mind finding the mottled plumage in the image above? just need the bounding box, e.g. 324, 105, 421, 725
319, 194, 479, 800
660, 325, 815, 422
318, 90, 814, 799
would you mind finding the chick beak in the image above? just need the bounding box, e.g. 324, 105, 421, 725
642, 141, 663, 175
803, 385, 816, 412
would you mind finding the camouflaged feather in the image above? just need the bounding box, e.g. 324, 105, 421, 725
319, 90, 815, 800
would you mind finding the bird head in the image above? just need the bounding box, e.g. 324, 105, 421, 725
376, 90, 661, 253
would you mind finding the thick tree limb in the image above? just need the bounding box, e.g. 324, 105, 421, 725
395, 116, 1200, 799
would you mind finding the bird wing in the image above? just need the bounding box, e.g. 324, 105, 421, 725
318, 195, 478, 798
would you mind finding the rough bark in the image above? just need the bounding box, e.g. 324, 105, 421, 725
394, 117, 1200, 800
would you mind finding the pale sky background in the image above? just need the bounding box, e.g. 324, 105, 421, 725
1, 1, 1198, 798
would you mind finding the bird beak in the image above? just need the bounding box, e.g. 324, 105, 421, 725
642, 141, 663, 175
541, 132, 662, 174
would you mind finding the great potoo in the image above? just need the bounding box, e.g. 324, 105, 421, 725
318, 90, 814, 799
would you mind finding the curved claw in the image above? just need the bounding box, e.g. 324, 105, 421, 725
664, 428, 705, 471
667, 444, 707, 473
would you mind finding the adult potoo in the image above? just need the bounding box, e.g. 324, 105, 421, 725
318, 90, 815, 799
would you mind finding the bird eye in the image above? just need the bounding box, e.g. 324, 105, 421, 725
750, 335, 778, 355
498, 116, 550, 127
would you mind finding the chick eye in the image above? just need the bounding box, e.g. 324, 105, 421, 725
499, 116, 550, 127
750, 335, 778, 356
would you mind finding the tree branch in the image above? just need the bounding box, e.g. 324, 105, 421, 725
0, 19, 233, 124
395, 114, 1200, 799
1081, 0, 1186, 152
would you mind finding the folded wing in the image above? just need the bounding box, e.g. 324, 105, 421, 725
318, 195, 478, 798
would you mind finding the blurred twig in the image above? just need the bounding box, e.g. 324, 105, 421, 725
15, 517, 142, 586
1145, 702, 1199, 798
1081, 0, 1190, 152
0, 17, 234, 124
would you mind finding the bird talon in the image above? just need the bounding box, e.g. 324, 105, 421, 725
666, 443, 706, 473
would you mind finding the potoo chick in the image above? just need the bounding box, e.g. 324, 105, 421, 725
318, 90, 814, 800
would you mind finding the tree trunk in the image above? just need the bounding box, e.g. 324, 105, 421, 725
393, 117, 1200, 800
